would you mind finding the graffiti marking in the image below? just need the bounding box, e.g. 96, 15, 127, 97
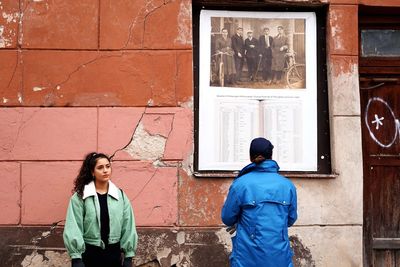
365, 97, 400, 148
371, 114, 384, 130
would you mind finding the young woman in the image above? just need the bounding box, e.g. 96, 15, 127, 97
63, 152, 138, 267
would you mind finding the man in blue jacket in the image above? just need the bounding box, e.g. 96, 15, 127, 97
221, 137, 297, 267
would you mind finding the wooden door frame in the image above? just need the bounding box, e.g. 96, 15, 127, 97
359, 5, 400, 267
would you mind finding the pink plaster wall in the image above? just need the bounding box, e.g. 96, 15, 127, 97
0, 162, 20, 224
113, 161, 178, 226
0, 108, 97, 160
0, 107, 187, 226
98, 107, 145, 159
21, 162, 79, 224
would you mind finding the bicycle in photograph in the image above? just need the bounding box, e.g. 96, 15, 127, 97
284, 51, 306, 89
210, 51, 233, 87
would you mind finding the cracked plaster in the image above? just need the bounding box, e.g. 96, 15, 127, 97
21, 251, 69, 267
125, 122, 167, 161
123, 0, 169, 49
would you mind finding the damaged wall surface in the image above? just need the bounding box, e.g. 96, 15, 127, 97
1, 0, 399, 266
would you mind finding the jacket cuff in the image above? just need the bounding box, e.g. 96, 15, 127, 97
70, 253, 82, 259
124, 251, 135, 258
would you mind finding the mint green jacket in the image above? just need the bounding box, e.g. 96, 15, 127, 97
63, 181, 138, 259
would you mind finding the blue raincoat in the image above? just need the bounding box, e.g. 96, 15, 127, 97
221, 160, 297, 267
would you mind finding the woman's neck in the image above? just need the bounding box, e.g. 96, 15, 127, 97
95, 180, 109, 194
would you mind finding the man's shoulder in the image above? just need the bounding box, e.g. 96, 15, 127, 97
276, 173, 296, 189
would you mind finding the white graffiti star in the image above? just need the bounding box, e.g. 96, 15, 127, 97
372, 114, 384, 130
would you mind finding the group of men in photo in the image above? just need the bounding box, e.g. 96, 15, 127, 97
214, 25, 289, 86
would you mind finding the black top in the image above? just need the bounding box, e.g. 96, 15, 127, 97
97, 192, 110, 245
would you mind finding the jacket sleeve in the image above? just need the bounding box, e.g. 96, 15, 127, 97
63, 194, 86, 259
288, 186, 298, 227
120, 191, 138, 258
221, 185, 241, 226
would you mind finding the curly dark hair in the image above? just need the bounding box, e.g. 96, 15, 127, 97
73, 152, 111, 198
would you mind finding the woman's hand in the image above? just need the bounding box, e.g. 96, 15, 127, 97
71, 258, 85, 267
122, 257, 133, 267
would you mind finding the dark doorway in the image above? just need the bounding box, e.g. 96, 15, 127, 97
359, 6, 400, 267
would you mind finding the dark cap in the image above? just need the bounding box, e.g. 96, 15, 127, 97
249, 137, 274, 159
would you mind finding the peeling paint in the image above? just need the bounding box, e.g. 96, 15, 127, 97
181, 151, 194, 176
21, 251, 69, 267
215, 228, 232, 253
290, 235, 316, 267
178, 97, 193, 109
33, 86, 46, 92
170, 251, 191, 267
2, 97, 9, 103
156, 247, 171, 264
175, 1, 192, 45
125, 123, 166, 160
41, 231, 51, 238
0, 25, 8, 48
330, 11, 344, 51
0, 9, 18, 47
2, 11, 19, 23
17, 92, 22, 103
177, 231, 185, 245
331, 62, 358, 77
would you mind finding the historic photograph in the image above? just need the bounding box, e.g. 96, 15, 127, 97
209, 17, 306, 89
198, 10, 317, 171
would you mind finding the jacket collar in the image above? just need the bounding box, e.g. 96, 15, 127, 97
256, 159, 280, 172
82, 180, 120, 200
236, 160, 280, 179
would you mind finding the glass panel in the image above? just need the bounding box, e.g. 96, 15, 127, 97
361, 29, 400, 57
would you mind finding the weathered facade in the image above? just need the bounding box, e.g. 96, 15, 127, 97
0, 0, 399, 266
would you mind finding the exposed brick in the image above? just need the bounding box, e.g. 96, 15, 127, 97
0, 162, 20, 224
0, 50, 22, 106
0, 1, 19, 48
98, 107, 145, 159
0, 108, 97, 160
20, 0, 98, 49
100, 0, 192, 49
112, 161, 178, 226
327, 5, 358, 56
22, 50, 179, 106
21, 162, 80, 224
